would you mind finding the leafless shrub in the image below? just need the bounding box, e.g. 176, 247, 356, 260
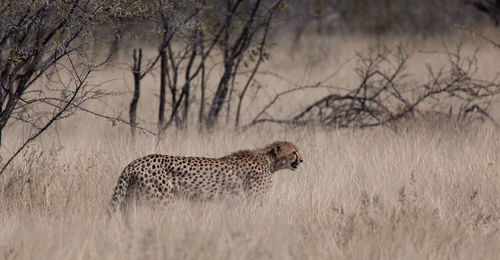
249, 44, 500, 130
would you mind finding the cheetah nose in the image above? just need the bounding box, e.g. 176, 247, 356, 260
300, 159, 303, 163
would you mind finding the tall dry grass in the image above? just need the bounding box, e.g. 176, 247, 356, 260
1, 35, 500, 259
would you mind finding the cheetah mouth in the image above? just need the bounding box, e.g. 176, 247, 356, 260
291, 162, 299, 170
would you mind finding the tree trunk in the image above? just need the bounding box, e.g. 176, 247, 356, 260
158, 49, 167, 133
129, 48, 142, 137
199, 60, 206, 129
206, 66, 232, 128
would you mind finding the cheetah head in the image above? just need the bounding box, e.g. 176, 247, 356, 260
268, 141, 303, 172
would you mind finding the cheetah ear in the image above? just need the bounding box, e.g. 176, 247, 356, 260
271, 143, 281, 156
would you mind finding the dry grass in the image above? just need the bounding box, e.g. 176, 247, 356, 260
1, 35, 500, 259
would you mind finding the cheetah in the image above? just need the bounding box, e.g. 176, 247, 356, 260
109, 141, 303, 211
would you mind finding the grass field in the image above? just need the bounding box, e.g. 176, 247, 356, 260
1, 35, 500, 259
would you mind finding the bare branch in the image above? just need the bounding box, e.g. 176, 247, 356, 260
0, 54, 90, 177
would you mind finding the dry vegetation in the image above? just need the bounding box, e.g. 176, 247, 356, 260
1, 35, 500, 259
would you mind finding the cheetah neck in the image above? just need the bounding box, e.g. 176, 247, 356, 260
263, 153, 276, 172
254, 147, 279, 173
227, 147, 279, 173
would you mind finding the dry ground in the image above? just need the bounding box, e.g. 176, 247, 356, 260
1, 35, 500, 259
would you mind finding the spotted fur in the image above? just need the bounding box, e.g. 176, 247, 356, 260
109, 141, 303, 211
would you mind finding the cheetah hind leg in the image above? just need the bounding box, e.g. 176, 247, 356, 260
107, 170, 134, 214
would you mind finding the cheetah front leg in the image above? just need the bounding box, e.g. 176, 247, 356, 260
244, 173, 272, 199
